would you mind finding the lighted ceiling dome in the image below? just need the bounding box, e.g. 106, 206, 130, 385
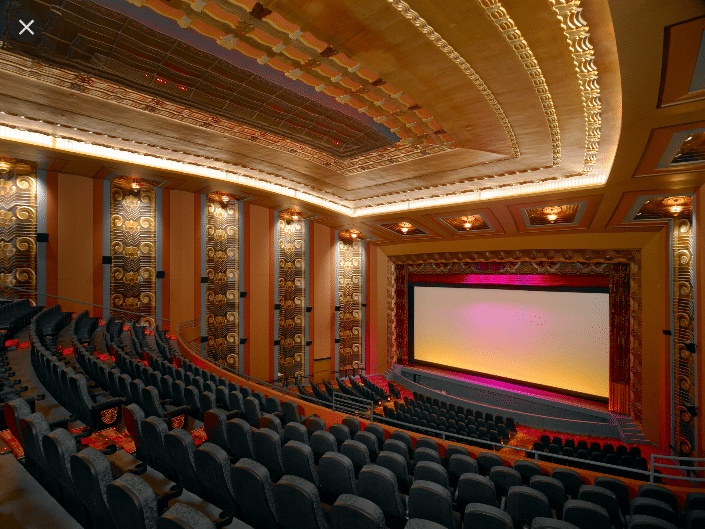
0, 0, 621, 216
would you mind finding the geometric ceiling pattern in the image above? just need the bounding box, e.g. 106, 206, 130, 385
0, 0, 616, 215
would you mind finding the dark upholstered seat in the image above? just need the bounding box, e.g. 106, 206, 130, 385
330, 494, 385, 529
273, 475, 330, 529
231, 458, 279, 529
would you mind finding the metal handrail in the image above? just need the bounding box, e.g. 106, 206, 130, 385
175, 318, 703, 487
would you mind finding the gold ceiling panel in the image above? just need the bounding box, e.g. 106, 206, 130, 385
378, 221, 428, 237
634, 196, 693, 221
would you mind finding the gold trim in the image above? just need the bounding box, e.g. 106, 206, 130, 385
386, 0, 520, 159
549, 0, 602, 176
476, 0, 561, 166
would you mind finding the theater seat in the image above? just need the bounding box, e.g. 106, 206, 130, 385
226, 418, 255, 460
231, 458, 279, 529
408, 480, 459, 529
329, 424, 351, 449
331, 494, 385, 529
319, 452, 358, 504
70, 447, 118, 529
340, 439, 371, 477
194, 443, 239, 512
505, 486, 552, 529
163, 428, 205, 497
282, 440, 319, 487
253, 428, 285, 481
273, 475, 330, 529
464, 503, 513, 529
358, 464, 408, 528
563, 499, 611, 529
283, 422, 309, 445
311, 430, 338, 465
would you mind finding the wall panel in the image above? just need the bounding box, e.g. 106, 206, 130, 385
313, 222, 334, 379
169, 190, 196, 331
248, 204, 272, 381
57, 173, 93, 314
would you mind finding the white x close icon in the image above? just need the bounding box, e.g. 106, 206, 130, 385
19, 19, 35, 36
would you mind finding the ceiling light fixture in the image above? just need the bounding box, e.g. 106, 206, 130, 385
662, 196, 687, 215
0, 121, 609, 217
542, 206, 562, 223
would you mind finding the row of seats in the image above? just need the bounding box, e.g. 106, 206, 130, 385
0, 298, 43, 341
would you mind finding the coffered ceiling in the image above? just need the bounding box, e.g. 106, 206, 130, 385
0, 0, 703, 243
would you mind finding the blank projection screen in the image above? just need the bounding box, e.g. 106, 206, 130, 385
411, 286, 610, 398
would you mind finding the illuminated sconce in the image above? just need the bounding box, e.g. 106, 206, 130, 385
542, 206, 562, 222
131, 180, 141, 191
351, 232, 358, 239
291, 212, 300, 221
662, 196, 687, 215
221, 194, 230, 205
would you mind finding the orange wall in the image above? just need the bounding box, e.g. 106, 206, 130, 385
639, 226, 670, 451
368, 244, 389, 374
55, 173, 94, 314
247, 203, 272, 381
312, 222, 334, 380
168, 190, 196, 331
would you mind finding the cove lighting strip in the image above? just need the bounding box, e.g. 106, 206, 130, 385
0, 124, 607, 217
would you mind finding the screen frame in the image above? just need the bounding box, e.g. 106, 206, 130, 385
407, 280, 611, 403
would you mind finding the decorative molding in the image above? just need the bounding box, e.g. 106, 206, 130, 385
0, 157, 37, 303
109, 179, 156, 324
0, 52, 448, 177
548, 0, 602, 176
276, 215, 306, 380
386, 0, 519, 158
387, 250, 643, 425
204, 194, 240, 367
476, 0, 560, 166
337, 236, 363, 372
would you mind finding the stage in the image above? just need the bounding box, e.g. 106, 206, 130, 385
388, 363, 629, 438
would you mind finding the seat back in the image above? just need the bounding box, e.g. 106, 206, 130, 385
390, 430, 414, 458
506, 486, 552, 529
329, 423, 351, 449
464, 503, 513, 529
70, 447, 114, 527
551, 467, 584, 498
415, 461, 450, 490
106, 472, 158, 529
193, 442, 238, 511
414, 447, 442, 467
141, 416, 175, 478
310, 430, 338, 465
253, 428, 285, 481
158, 503, 217, 529
563, 499, 612, 529
331, 494, 385, 529
260, 414, 283, 437
319, 452, 358, 501
272, 475, 330, 529
355, 431, 380, 462
514, 460, 542, 485
225, 418, 255, 460
383, 439, 411, 467
638, 484, 679, 514
203, 409, 230, 452
340, 439, 371, 477
282, 401, 301, 424
282, 440, 319, 487
408, 480, 457, 529
358, 464, 407, 519
477, 452, 503, 476
416, 437, 438, 453
163, 428, 205, 497
231, 458, 279, 529
341, 417, 361, 437
364, 424, 386, 449
244, 397, 263, 428
490, 467, 523, 498
530, 476, 567, 517
283, 422, 309, 445
377, 451, 411, 493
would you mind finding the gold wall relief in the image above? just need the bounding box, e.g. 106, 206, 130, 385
205, 194, 239, 367
0, 158, 37, 302
549, 0, 602, 176
277, 213, 306, 380
110, 179, 156, 324
671, 215, 695, 456
337, 237, 363, 373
